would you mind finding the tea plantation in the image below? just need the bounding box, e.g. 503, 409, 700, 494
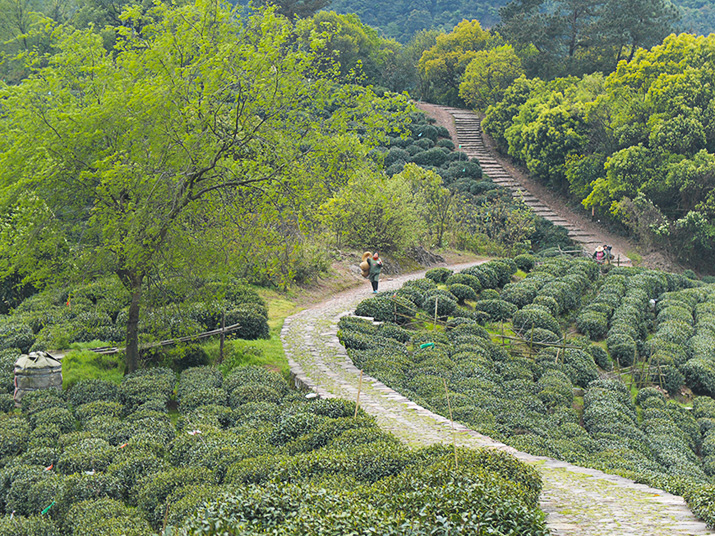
0, 363, 550, 535
340, 257, 715, 528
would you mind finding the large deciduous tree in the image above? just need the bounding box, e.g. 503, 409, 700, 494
0, 0, 401, 372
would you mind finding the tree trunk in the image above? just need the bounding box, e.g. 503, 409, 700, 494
124, 272, 144, 374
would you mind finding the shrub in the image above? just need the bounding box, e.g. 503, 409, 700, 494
355, 296, 416, 324
229, 383, 282, 408
224, 306, 270, 340
378, 323, 411, 343
180, 388, 228, 413
479, 289, 500, 300
135, 467, 215, 527
421, 294, 457, 317
577, 311, 608, 340
57, 438, 117, 474
29, 407, 75, 434
223, 366, 289, 397
682, 359, 715, 397
473, 299, 517, 321
514, 254, 536, 272
64, 498, 152, 536
20, 389, 66, 415
448, 284, 477, 304
67, 379, 121, 408
532, 295, 560, 316
0, 394, 13, 414
424, 267, 452, 283
75, 401, 124, 423
445, 273, 482, 292
120, 368, 176, 412
588, 344, 612, 371
512, 308, 561, 337
501, 282, 538, 308
403, 278, 437, 291
0, 515, 59, 536
0, 321, 35, 353
606, 333, 637, 367
107, 452, 169, 498
636, 387, 666, 407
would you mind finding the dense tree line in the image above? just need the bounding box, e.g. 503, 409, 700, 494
483, 33, 715, 271
324, 0, 711, 46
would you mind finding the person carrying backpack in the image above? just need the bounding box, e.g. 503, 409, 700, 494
367, 252, 383, 293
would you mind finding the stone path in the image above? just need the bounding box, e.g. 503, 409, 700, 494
281, 264, 713, 536
437, 106, 631, 266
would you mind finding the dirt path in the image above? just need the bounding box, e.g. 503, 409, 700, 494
416, 103, 678, 272
281, 265, 714, 535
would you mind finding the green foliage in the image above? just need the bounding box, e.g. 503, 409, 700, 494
514, 254, 537, 272
119, 368, 176, 413
474, 299, 518, 321
0, 515, 59, 536
67, 379, 121, 408
64, 498, 152, 536
424, 267, 452, 283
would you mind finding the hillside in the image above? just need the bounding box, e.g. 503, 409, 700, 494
326, 0, 715, 43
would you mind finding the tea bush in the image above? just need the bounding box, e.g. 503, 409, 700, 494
473, 299, 517, 321
445, 273, 482, 292
56, 438, 116, 474
425, 267, 452, 283
0, 321, 35, 353
64, 498, 152, 536
514, 254, 536, 272
119, 368, 176, 413
0, 515, 59, 536
513, 308, 561, 337
67, 379, 121, 408
448, 283, 477, 304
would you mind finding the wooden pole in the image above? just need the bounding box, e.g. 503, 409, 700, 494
354, 370, 364, 418
219, 310, 226, 364
443, 378, 458, 470
434, 296, 439, 327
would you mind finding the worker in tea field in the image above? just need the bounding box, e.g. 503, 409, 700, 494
593, 246, 606, 264
367, 252, 383, 293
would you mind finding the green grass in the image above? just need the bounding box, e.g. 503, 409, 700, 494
61, 348, 125, 389
202, 291, 300, 380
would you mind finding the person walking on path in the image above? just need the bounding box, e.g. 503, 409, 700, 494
367, 252, 383, 293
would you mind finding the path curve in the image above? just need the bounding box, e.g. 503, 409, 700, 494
281, 265, 713, 536
417, 103, 636, 267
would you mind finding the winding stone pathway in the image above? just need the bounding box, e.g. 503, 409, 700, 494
281, 265, 713, 536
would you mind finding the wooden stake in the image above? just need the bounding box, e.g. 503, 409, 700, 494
443, 378, 458, 470
219, 310, 226, 364
434, 296, 439, 327
354, 370, 363, 418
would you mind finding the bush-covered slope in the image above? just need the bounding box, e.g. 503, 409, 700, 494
341, 257, 715, 527
0, 365, 548, 535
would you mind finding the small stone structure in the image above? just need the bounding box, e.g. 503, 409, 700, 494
14, 351, 63, 407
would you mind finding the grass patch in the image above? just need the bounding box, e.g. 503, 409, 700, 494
61, 348, 124, 389
203, 292, 300, 380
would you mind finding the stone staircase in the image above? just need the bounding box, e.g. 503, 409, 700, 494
444, 107, 630, 266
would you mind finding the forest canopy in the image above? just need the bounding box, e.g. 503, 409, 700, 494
484, 33, 715, 271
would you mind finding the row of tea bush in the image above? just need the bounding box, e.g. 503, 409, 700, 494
0, 364, 549, 535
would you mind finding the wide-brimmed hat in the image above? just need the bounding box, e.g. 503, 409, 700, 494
596, 246, 604, 252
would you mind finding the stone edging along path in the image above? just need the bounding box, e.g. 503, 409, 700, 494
281, 263, 713, 536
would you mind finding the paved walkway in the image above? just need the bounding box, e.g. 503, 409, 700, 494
281, 264, 713, 536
